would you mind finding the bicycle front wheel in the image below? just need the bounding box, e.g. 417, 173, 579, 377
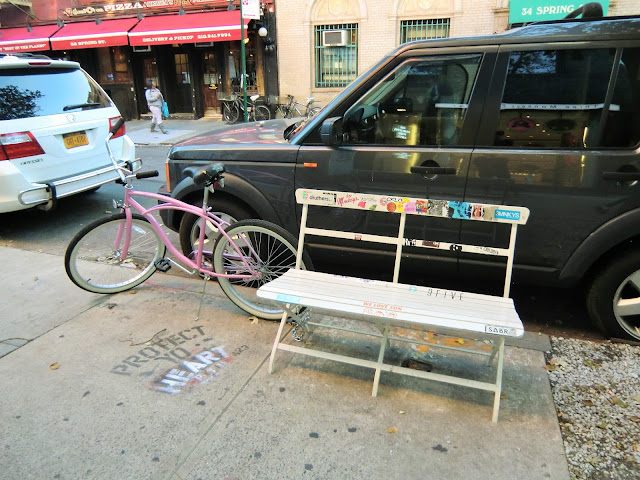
254, 105, 271, 121
213, 219, 313, 320
223, 102, 240, 123
65, 213, 166, 294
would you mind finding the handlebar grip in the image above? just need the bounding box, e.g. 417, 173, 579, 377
136, 170, 159, 179
110, 118, 125, 136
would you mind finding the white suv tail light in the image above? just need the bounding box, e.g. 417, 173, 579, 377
0, 132, 45, 160
109, 117, 126, 139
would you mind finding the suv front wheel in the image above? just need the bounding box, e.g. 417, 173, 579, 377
587, 247, 640, 341
178, 198, 253, 257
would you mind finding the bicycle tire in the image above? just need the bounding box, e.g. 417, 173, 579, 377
308, 107, 321, 118
223, 102, 240, 123
213, 219, 313, 320
254, 104, 271, 121
65, 213, 166, 294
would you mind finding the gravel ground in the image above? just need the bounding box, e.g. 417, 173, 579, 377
545, 337, 640, 480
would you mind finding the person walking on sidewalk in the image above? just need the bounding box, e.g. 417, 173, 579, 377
145, 80, 168, 134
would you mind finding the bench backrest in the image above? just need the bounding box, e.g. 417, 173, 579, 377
294, 189, 530, 298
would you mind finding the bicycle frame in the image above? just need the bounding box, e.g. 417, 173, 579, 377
114, 182, 261, 282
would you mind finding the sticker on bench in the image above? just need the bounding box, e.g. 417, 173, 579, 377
276, 294, 301, 304
494, 209, 521, 221
485, 326, 513, 335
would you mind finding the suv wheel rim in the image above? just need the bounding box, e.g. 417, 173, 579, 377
189, 212, 237, 251
613, 269, 640, 339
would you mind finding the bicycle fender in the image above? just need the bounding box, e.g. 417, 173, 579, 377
559, 207, 640, 284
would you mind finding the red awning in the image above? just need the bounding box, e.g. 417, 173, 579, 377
50, 18, 140, 50
0, 25, 61, 53
128, 11, 248, 46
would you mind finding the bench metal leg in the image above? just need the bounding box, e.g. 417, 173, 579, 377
268, 310, 290, 374
491, 336, 505, 423
372, 326, 390, 397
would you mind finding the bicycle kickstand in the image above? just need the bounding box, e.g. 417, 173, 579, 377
195, 274, 211, 321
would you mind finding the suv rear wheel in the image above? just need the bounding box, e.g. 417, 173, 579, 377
586, 247, 640, 341
178, 198, 252, 257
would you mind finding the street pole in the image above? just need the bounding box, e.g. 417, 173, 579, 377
239, 0, 248, 122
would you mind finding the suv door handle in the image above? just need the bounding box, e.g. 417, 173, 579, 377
602, 172, 640, 181
410, 166, 457, 175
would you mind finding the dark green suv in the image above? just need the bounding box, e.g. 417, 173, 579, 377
161, 13, 640, 341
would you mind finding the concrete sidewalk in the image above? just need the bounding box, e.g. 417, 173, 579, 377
0, 245, 570, 479
125, 116, 226, 146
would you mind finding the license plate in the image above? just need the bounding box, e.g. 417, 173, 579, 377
63, 131, 88, 149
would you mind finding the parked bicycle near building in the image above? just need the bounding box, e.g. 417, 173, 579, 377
275, 94, 321, 119
221, 93, 271, 123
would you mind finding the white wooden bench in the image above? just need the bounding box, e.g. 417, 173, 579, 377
257, 189, 530, 422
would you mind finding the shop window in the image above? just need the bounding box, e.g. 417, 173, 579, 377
315, 24, 358, 88
229, 33, 258, 92
143, 58, 158, 88
493, 48, 637, 149
400, 19, 450, 44
174, 54, 190, 84
98, 47, 130, 84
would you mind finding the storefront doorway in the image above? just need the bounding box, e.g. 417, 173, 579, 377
172, 53, 193, 113
202, 51, 222, 116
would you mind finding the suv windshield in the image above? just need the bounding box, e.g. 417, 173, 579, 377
0, 67, 111, 120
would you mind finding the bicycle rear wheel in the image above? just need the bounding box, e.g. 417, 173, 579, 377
254, 104, 271, 121
213, 219, 313, 320
65, 213, 166, 294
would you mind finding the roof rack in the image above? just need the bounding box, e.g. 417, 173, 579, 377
0, 52, 52, 60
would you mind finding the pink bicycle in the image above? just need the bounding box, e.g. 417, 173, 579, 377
64, 119, 312, 320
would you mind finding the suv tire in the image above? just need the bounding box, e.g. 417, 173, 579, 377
178, 198, 253, 257
586, 247, 640, 341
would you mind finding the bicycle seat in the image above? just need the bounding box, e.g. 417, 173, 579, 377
185, 163, 226, 186
250, 94, 260, 102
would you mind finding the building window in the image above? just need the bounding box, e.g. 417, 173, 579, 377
315, 24, 358, 88
97, 47, 131, 84
400, 19, 450, 44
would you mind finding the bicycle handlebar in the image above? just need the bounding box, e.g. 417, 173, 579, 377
136, 170, 159, 179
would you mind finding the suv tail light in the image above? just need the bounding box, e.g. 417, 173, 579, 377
0, 132, 45, 160
109, 117, 126, 139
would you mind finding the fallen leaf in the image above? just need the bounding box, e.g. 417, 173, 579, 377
630, 416, 640, 423
49, 362, 59, 370
128, 290, 137, 295
249, 316, 259, 324
544, 364, 557, 371
583, 400, 595, 407
611, 397, 629, 408
386, 426, 398, 434
584, 360, 600, 369
457, 338, 465, 345
633, 445, 638, 452
596, 421, 607, 429
500, 393, 508, 400
632, 395, 640, 403
399, 411, 406, 414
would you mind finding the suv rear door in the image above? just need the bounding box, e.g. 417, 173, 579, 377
462, 42, 640, 283
294, 47, 498, 275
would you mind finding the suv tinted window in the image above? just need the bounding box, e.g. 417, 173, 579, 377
0, 67, 111, 120
343, 54, 482, 146
494, 48, 631, 149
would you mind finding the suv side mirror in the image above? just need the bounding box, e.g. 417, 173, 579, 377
321, 117, 343, 147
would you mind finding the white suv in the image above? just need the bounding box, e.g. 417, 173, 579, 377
0, 53, 139, 213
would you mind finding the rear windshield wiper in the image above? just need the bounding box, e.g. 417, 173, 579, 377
63, 102, 102, 111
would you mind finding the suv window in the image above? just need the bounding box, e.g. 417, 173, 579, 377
494, 48, 640, 149
342, 54, 482, 146
0, 67, 111, 120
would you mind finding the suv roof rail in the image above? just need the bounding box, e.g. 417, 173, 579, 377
0, 52, 52, 60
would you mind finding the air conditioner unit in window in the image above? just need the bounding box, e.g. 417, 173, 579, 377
195, 42, 215, 48
322, 30, 348, 47
132, 45, 151, 52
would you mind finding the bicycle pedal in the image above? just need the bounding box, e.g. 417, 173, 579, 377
154, 258, 172, 272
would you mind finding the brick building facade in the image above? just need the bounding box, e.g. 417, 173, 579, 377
276, 0, 639, 108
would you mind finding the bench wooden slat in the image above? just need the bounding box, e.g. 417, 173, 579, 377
258, 269, 524, 337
